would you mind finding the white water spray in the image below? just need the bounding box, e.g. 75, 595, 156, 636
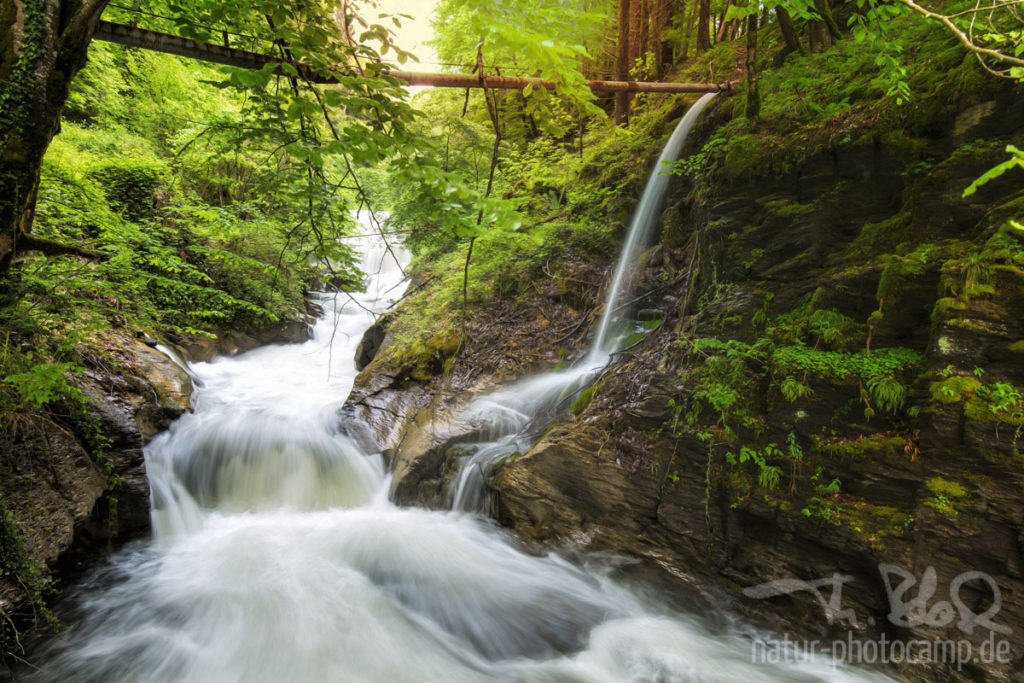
30, 153, 892, 683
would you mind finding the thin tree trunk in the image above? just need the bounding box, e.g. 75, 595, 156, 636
653, 0, 673, 73
715, 2, 734, 43
629, 0, 643, 66
696, 0, 712, 52
615, 0, 631, 124
680, 0, 699, 60
775, 5, 805, 56
0, 0, 110, 277
638, 0, 650, 73
745, 12, 760, 120
813, 0, 843, 41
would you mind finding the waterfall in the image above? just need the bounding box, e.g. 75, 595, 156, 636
588, 92, 716, 359
449, 93, 716, 512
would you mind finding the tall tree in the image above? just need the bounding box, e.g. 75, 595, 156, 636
652, 0, 674, 73
680, 0, 699, 60
696, 0, 712, 52
775, 5, 806, 56
745, 12, 760, 119
0, 0, 110, 276
628, 0, 643, 65
615, 0, 632, 124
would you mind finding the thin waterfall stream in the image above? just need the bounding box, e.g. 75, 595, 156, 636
27, 100, 891, 682
450, 93, 715, 513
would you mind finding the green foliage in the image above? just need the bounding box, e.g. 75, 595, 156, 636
780, 375, 814, 402
802, 476, 843, 525
866, 374, 907, 414
816, 477, 842, 497
726, 444, 784, 490
431, 0, 607, 124
808, 309, 857, 347
964, 145, 1024, 199
2, 362, 83, 409
772, 345, 924, 383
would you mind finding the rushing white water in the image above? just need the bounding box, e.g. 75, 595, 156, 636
31, 150, 891, 681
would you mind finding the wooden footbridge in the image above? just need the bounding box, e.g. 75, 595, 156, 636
94, 21, 731, 95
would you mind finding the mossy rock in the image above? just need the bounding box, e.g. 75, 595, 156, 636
930, 376, 982, 403
571, 386, 596, 417
722, 134, 770, 179
819, 434, 908, 461
922, 477, 968, 517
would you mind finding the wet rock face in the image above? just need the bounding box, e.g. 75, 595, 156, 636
488, 99, 1024, 680
0, 335, 195, 621
354, 321, 387, 371
360, 90, 1024, 680
172, 317, 314, 363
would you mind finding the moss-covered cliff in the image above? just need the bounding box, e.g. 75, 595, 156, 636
347, 18, 1024, 681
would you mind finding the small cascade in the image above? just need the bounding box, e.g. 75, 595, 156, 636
450, 361, 602, 512
144, 236, 409, 538
449, 93, 716, 513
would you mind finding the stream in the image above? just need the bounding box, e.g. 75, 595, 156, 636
27, 98, 894, 682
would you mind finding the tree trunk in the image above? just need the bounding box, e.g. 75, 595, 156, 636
0, 0, 110, 277
813, 0, 843, 41
809, 20, 831, 51
715, 1, 735, 43
745, 12, 760, 120
775, 5, 805, 56
638, 0, 650, 73
696, 0, 712, 52
615, 0, 631, 124
680, 0, 696, 60
629, 0, 643, 66
653, 0, 673, 73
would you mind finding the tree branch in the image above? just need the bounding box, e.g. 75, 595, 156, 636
895, 0, 1024, 68
14, 231, 100, 262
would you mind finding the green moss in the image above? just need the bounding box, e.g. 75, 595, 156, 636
571, 386, 595, 416
765, 198, 815, 217
819, 434, 908, 460
931, 297, 968, 325
923, 477, 968, 517
835, 498, 915, 541
926, 477, 967, 498
1008, 341, 1024, 353
930, 376, 982, 403
381, 326, 464, 383
723, 134, 770, 178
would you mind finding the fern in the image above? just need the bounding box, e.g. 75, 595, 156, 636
866, 374, 907, 414
780, 376, 814, 402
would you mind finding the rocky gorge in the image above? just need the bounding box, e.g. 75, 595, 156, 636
342, 81, 1024, 681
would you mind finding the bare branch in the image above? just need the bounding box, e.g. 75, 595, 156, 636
895, 0, 1024, 72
